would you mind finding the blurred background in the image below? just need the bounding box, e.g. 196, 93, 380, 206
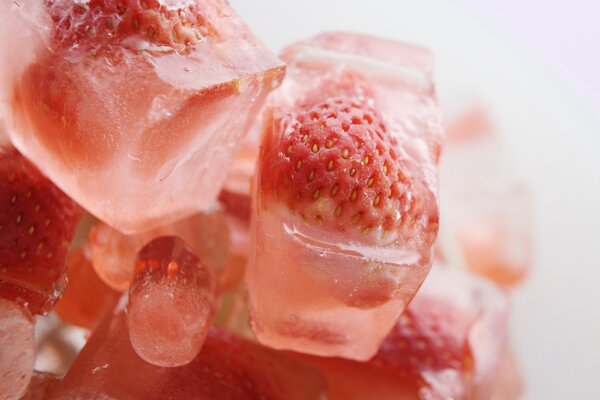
230, 1, 600, 399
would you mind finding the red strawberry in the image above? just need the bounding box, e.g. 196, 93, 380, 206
373, 301, 474, 383
47, 0, 212, 54
0, 147, 81, 314
261, 78, 438, 245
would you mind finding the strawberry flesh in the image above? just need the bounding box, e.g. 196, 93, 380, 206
0, 147, 81, 314
373, 301, 474, 384
262, 78, 437, 244
47, 0, 211, 54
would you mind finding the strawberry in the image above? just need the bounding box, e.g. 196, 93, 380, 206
261, 78, 438, 245
0, 147, 81, 314
373, 300, 474, 383
47, 0, 212, 54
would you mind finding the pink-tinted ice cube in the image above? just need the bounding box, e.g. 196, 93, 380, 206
490, 349, 524, 400
440, 106, 532, 285
54, 248, 120, 330
127, 236, 217, 367
0, 0, 284, 233
246, 32, 442, 360
0, 298, 35, 400
51, 307, 327, 399
88, 208, 229, 291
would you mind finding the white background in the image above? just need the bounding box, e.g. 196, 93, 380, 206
229, 1, 600, 399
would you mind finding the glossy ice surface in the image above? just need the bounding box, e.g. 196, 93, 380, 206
247, 32, 442, 360
0, 298, 35, 400
127, 236, 217, 367
0, 0, 284, 233
297, 267, 509, 400
89, 208, 229, 291
52, 307, 327, 399
440, 106, 531, 285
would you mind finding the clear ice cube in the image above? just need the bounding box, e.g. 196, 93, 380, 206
247, 32, 442, 360
0, 298, 35, 400
88, 208, 229, 291
0, 0, 284, 233
127, 236, 217, 367
440, 105, 532, 285
52, 306, 327, 399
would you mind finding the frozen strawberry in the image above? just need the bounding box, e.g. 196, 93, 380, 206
52, 308, 327, 399
0, 147, 81, 314
127, 236, 217, 367
247, 33, 441, 360
1, 0, 284, 233
0, 298, 35, 400
298, 267, 510, 400
54, 248, 120, 329
49, 0, 209, 54
262, 80, 436, 247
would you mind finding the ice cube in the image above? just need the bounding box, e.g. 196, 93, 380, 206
0, 298, 35, 400
439, 106, 532, 285
51, 306, 327, 399
296, 267, 510, 400
127, 236, 217, 367
490, 349, 524, 400
54, 248, 120, 329
88, 208, 229, 291
0, 0, 284, 233
246, 32, 442, 360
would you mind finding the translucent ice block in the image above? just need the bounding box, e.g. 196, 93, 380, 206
54, 248, 120, 329
52, 306, 327, 399
296, 267, 509, 400
247, 32, 442, 360
0, 298, 35, 400
127, 236, 217, 367
0, 0, 285, 233
490, 349, 524, 400
440, 106, 532, 285
89, 208, 229, 291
